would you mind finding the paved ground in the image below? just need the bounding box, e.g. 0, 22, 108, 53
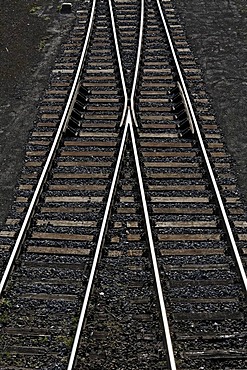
174, 0, 247, 205
0, 0, 247, 225
0, 0, 76, 224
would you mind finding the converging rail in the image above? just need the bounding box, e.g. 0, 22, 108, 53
68, 0, 176, 367
0, 0, 247, 369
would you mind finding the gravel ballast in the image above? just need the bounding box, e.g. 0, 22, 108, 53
173, 0, 247, 203
0, 0, 247, 225
0, 0, 77, 224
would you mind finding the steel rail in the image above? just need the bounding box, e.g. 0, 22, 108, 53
67, 3, 147, 367
156, 0, 247, 293
108, 0, 128, 127
0, 0, 97, 296
130, 0, 144, 128
67, 122, 129, 370
128, 106, 177, 370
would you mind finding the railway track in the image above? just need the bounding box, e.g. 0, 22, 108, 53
0, 0, 247, 369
